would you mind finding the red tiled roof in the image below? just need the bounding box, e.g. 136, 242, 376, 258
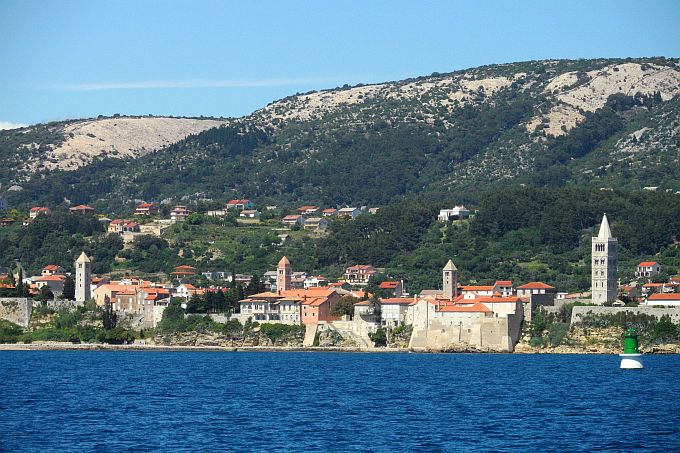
227, 199, 250, 205
494, 280, 513, 286
30, 207, 50, 212
517, 282, 555, 290
379, 281, 400, 289
638, 261, 658, 267
647, 293, 680, 301
283, 215, 302, 220
379, 297, 411, 305
42, 265, 63, 271
461, 285, 494, 291
438, 302, 492, 313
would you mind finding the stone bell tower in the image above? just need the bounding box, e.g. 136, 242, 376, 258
591, 214, 617, 305
75, 251, 91, 302
443, 259, 458, 299
277, 256, 292, 293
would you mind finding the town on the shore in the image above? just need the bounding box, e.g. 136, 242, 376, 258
2, 198, 680, 351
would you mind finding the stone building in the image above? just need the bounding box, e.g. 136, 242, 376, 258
591, 214, 618, 305
75, 252, 91, 302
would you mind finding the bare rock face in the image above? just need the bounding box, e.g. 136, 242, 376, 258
23, 117, 230, 173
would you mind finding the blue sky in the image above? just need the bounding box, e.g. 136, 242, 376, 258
1, 0, 679, 127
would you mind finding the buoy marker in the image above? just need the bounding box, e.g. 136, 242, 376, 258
619, 328, 643, 369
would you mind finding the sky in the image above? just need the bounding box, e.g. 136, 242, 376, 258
1, 0, 679, 127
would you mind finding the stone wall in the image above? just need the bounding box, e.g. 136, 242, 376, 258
571, 306, 680, 325
409, 314, 522, 352
0, 298, 32, 327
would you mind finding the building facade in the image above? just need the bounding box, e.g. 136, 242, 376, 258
591, 214, 618, 304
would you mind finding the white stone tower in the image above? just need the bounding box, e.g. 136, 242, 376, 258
277, 256, 292, 293
443, 259, 458, 299
75, 252, 91, 302
591, 214, 617, 304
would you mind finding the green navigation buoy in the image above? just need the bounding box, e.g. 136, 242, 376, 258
620, 328, 643, 369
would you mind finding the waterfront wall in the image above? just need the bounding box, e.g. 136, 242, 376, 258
571, 306, 680, 325
0, 298, 32, 327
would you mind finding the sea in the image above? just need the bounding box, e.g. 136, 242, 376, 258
0, 351, 679, 452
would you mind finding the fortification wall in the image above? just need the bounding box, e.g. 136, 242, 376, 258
0, 298, 32, 327
571, 306, 680, 325
408, 316, 519, 352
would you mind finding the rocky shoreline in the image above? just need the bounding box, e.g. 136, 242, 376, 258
2, 342, 679, 354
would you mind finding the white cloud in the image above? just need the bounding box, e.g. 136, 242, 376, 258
0, 121, 27, 130
45, 77, 347, 91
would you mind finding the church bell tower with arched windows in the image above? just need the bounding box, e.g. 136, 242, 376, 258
591, 214, 617, 304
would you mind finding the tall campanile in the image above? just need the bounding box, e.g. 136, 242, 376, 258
591, 214, 617, 304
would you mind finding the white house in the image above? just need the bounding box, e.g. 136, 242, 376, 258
304, 275, 329, 289
438, 206, 470, 222
379, 298, 411, 327
337, 207, 361, 219
635, 261, 661, 278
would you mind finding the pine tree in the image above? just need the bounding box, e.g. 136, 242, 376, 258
102, 295, 117, 330
62, 275, 75, 300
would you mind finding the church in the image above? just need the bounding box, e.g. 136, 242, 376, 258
591, 214, 618, 304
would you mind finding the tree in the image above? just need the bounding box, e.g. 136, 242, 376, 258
102, 295, 117, 330
246, 274, 265, 296
62, 275, 75, 300
39, 285, 54, 301
331, 296, 357, 318
369, 296, 382, 325
369, 327, 387, 347
15, 269, 25, 297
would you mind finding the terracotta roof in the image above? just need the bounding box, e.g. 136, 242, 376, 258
438, 303, 492, 313
322, 209, 337, 213
379, 298, 411, 305
36, 275, 66, 282
70, 205, 94, 210
494, 280, 513, 286
30, 207, 49, 212
642, 283, 666, 288
638, 261, 658, 267
379, 281, 400, 289
248, 291, 283, 299
136, 203, 155, 209
647, 293, 680, 301
517, 282, 555, 290
461, 285, 494, 291
354, 300, 371, 306
42, 265, 63, 271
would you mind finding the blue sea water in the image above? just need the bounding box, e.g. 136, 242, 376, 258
0, 351, 679, 452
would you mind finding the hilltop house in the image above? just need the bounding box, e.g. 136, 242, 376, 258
29, 207, 50, 219
282, 214, 303, 228
134, 203, 158, 216
226, 199, 254, 210
239, 209, 261, 219
379, 281, 403, 297
636, 261, 661, 278
297, 206, 319, 215
322, 208, 337, 217
337, 207, 361, 219
69, 205, 95, 215
41, 265, 65, 277
344, 265, 378, 286
108, 219, 141, 234
438, 206, 470, 222
170, 205, 191, 223
303, 217, 328, 231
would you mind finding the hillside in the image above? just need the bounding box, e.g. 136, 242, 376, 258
0, 116, 229, 183
2, 57, 679, 211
